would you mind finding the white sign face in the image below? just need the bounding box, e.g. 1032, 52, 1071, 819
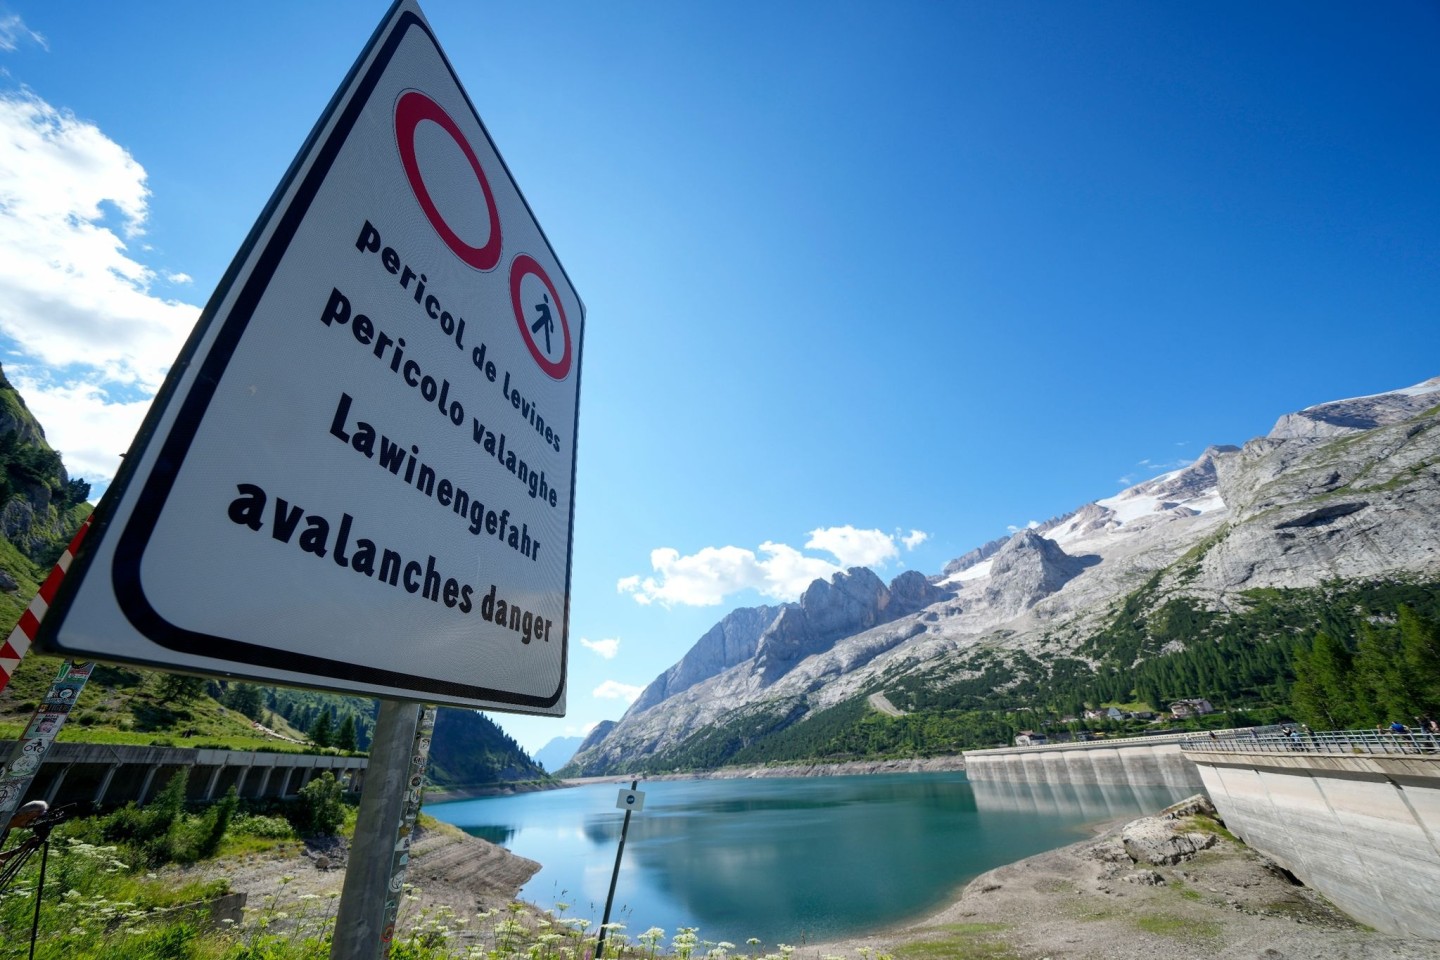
616, 789, 645, 812
38, 1, 581, 715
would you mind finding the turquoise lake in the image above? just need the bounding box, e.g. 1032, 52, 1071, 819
427, 773, 1186, 946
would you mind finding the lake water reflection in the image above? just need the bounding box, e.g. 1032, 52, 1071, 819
428, 773, 1184, 946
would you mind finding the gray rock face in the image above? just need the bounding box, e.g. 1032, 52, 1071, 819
1267, 377, 1440, 439
753, 568, 891, 685
942, 535, 1009, 578
630, 605, 783, 712
981, 530, 1089, 620
1199, 405, 1440, 591
887, 569, 950, 613
574, 720, 615, 754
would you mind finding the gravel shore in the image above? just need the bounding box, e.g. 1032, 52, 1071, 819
807, 802, 1434, 960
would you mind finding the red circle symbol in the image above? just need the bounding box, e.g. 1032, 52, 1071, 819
394, 90, 502, 271
510, 254, 572, 380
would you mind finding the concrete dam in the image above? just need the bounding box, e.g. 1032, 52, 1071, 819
963, 729, 1440, 940
964, 731, 1205, 797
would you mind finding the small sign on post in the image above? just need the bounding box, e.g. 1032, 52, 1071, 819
597, 779, 643, 959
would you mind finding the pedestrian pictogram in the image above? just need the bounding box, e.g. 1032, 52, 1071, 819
532, 293, 554, 353
511, 254, 573, 380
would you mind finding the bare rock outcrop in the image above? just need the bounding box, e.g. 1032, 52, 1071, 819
631, 604, 783, 712
1267, 376, 1440, 439
1121, 795, 1221, 865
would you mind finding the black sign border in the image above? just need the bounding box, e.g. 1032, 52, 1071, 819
39, 1, 580, 711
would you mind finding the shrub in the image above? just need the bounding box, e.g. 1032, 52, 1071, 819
290, 772, 346, 836
230, 813, 298, 840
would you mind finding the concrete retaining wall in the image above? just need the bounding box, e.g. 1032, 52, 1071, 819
1186, 748, 1440, 940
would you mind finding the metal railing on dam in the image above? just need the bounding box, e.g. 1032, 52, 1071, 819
1182, 727, 1440, 941
1180, 726, 1440, 757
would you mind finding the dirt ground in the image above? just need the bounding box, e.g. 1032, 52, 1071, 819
169, 820, 541, 936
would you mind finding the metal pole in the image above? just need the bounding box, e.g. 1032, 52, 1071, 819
330, 699, 424, 960
27, 834, 48, 960
0, 660, 95, 838
595, 778, 638, 959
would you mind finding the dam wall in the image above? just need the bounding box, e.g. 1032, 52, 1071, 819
964, 730, 1440, 939
1184, 743, 1440, 940
963, 733, 1206, 797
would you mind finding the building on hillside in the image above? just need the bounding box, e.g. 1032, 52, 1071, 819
1015, 731, 1048, 746
1170, 698, 1215, 718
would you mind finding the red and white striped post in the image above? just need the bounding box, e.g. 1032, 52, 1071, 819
0, 517, 91, 694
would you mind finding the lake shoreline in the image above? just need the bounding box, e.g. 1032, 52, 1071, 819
558, 754, 967, 787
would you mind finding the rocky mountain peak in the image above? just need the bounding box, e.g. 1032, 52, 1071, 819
1267, 377, 1440, 440
753, 567, 892, 686
887, 569, 950, 612
983, 530, 1089, 619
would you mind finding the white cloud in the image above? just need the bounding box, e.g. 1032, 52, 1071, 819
593, 680, 642, 702
805, 525, 898, 568
901, 529, 929, 550
0, 90, 200, 486
0, 14, 46, 52
580, 636, 620, 659
617, 525, 924, 607
1006, 520, 1040, 534
617, 544, 767, 607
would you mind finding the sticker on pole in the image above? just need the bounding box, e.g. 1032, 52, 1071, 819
35, 0, 583, 715
616, 789, 645, 812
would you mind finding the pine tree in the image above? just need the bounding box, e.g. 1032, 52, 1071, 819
224, 683, 266, 722
155, 673, 207, 703
1353, 622, 1406, 726
310, 710, 334, 748
1291, 632, 1356, 729
1397, 606, 1440, 715
336, 714, 358, 751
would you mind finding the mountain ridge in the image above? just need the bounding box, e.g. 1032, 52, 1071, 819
563, 376, 1440, 775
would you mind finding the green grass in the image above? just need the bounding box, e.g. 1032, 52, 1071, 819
1178, 815, 1238, 843
1133, 913, 1221, 939
0, 653, 355, 757
893, 924, 1018, 960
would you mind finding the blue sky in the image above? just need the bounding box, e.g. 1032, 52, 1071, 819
1, 1, 1436, 753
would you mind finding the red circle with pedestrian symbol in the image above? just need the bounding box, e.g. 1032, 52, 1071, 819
394, 90, 502, 271
510, 254, 572, 380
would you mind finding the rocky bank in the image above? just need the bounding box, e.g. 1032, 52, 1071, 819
810, 796, 1435, 960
